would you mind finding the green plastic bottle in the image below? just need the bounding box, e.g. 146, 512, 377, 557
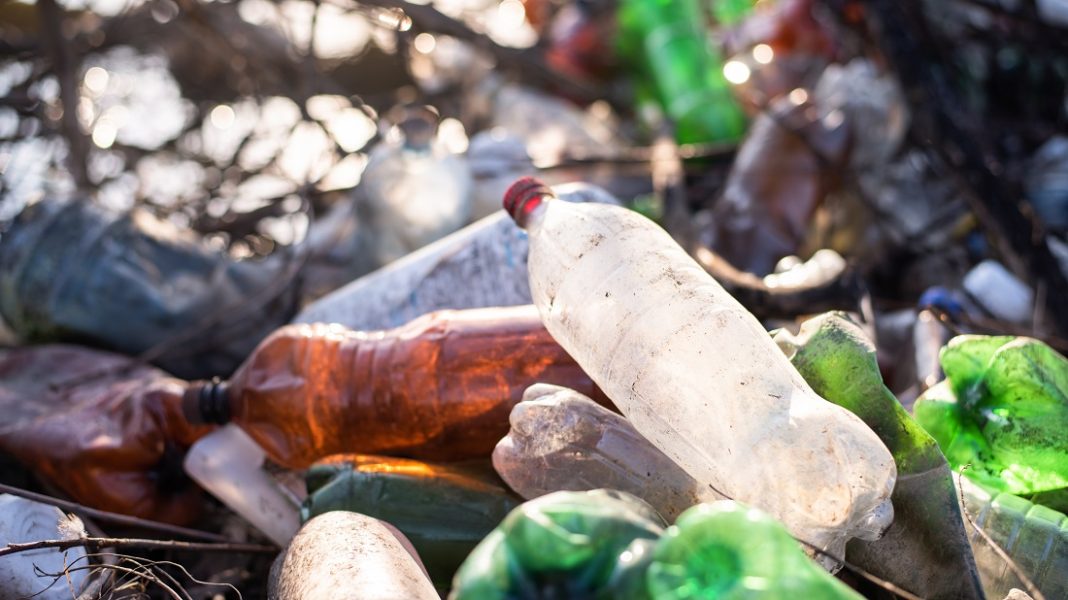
645, 502, 864, 600
774, 312, 984, 599
449, 489, 666, 599
914, 335, 1068, 496
301, 454, 521, 590
616, 0, 748, 144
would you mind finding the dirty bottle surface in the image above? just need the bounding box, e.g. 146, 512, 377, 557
186, 305, 607, 469
493, 383, 722, 521
505, 177, 897, 568
269, 511, 439, 600
302, 454, 520, 590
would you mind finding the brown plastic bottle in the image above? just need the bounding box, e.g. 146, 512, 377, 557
0, 345, 213, 525
184, 305, 608, 469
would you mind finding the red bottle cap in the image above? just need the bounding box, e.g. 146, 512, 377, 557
503, 177, 554, 229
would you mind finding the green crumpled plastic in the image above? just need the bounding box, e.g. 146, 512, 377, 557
449, 489, 666, 599
914, 335, 1068, 495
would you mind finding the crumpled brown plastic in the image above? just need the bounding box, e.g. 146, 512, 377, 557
0, 345, 214, 525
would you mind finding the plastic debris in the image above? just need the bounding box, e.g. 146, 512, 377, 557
302, 454, 520, 590
293, 182, 619, 331
493, 383, 722, 521
0, 198, 298, 379
268, 510, 438, 600
775, 312, 984, 599
962, 261, 1035, 325
615, 0, 747, 143
506, 177, 896, 568
0, 345, 211, 524
641, 502, 864, 600
915, 335, 1068, 496
184, 305, 607, 469
956, 473, 1067, 600
450, 489, 666, 599
361, 107, 473, 267
184, 424, 301, 546
0, 495, 89, 600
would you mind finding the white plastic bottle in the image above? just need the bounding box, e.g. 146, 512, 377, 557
504, 177, 897, 567
361, 108, 472, 267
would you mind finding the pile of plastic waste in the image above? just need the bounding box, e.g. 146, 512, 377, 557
1, 0, 1067, 599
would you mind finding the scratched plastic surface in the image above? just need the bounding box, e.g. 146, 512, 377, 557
193, 305, 607, 469
493, 384, 722, 521
956, 474, 1068, 600
294, 183, 618, 331
508, 177, 896, 568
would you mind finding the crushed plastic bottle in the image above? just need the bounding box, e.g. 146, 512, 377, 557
0, 198, 298, 379
775, 312, 984, 599
493, 383, 722, 521
301, 454, 520, 589
505, 177, 896, 568
269, 510, 438, 600
956, 474, 1067, 600
361, 106, 472, 267
915, 335, 1068, 496
450, 489, 666, 599
0, 495, 89, 600
641, 502, 864, 600
615, 0, 747, 143
184, 305, 607, 469
293, 182, 619, 330
0, 345, 211, 525
451, 490, 864, 599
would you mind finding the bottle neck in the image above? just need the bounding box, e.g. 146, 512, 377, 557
183, 378, 232, 425
503, 176, 554, 229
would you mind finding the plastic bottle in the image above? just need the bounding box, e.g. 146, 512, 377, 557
504, 177, 896, 568
615, 0, 747, 143
0, 495, 89, 600
956, 474, 1068, 600
269, 511, 438, 600
644, 501, 864, 600
183, 425, 302, 546
0, 198, 297, 379
301, 454, 521, 590
466, 129, 536, 221
0, 345, 211, 525
293, 182, 618, 331
184, 305, 607, 469
361, 107, 472, 267
775, 312, 984, 599
493, 383, 722, 521
450, 489, 667, 599
962, 261, 1034, 324
914, 335, 1068, 496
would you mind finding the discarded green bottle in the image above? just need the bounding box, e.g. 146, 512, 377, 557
449, 489, 666, 599
616, 0, 747, 144
774, 312, 983, 599
301, 454, 521, 590
914, 335, 1068, 495
646, 502, 864, 600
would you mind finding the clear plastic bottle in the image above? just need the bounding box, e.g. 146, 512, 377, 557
504, 177, 897, 567
361, 107, 473, 267
493, 384, 722, 521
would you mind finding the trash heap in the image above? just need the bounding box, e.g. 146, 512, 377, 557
0, 1, 1067, 599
